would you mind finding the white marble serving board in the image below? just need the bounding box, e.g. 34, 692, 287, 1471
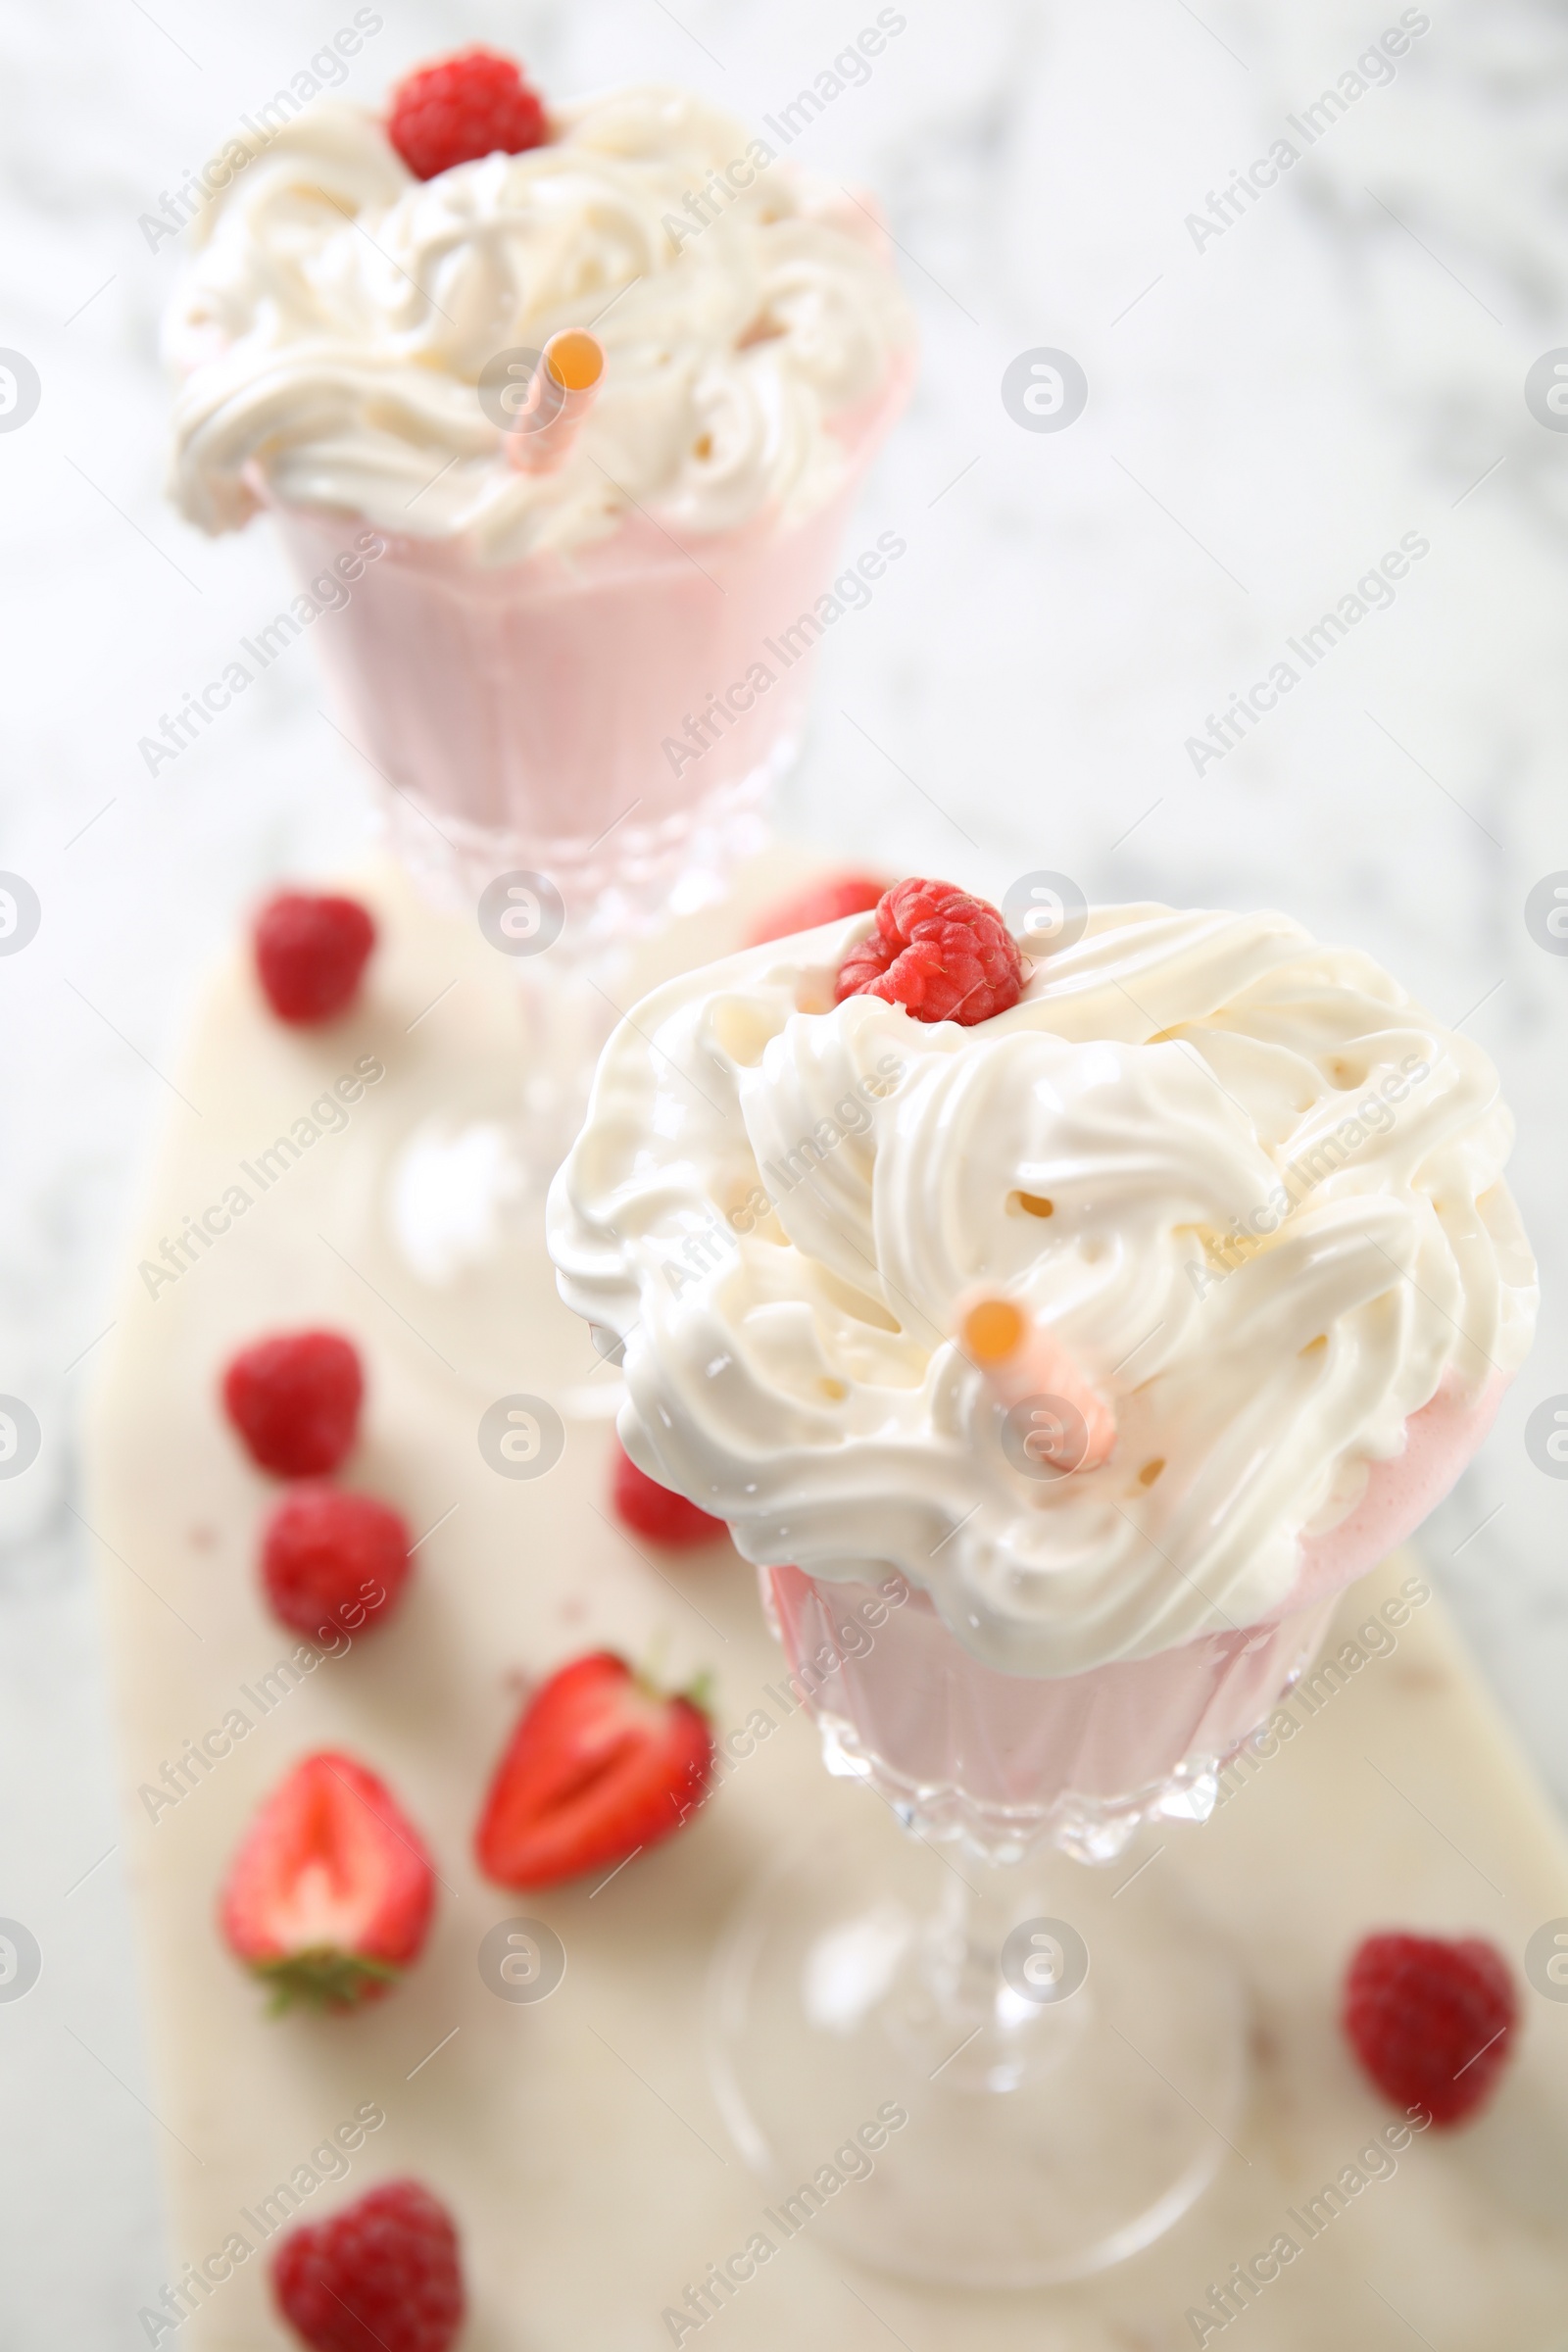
86, 860, 1568, 2351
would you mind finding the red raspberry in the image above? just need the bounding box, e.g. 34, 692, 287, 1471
834, 877, 1023, 1025
254, 891, 375, 1026
261, 1486, 412, 1642
388, 49, 549, 181
222, 1330, 364, 1478
612, 1437, 727, 1548
271, 2179, 464, 2352
747, 871, 888, 948
1343, 1932, 1517, 2127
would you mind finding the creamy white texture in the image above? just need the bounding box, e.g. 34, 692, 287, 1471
164, 88, 913, 563
548, 903, 1537, 1676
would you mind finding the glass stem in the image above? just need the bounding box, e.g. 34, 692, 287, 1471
899, 1851, 1090, 2094
923, 1857, 1022, 2022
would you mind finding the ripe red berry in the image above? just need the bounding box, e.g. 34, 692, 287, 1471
271, 2178, 465, 2352
254, 891, 375, 1026
746, 871, 888, 948
222, 1753, 435, 2014
222, 1330, 364, 1478
388, 49, 549, 181
834, 877, 1024, 1025
612, 1437, 727, 1547
261, 1486, 411, 1642
475, 1650, 713, 1891
1343, 1931, 1517, 2127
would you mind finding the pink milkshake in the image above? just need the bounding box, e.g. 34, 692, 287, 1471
164, 61, 914, 930
761, 1370, 1507, 1859
268, 368, 908, 934
549, 887, 1538, 1845
549, 879, 1536, 2282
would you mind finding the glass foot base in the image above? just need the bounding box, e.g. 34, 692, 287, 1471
708, 1805, 1247, 2288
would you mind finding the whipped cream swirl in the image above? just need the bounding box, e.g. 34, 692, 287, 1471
548, 902, 1536, 1676
165, 88, 913, 563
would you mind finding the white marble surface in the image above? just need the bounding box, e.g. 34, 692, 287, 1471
3, 0, 1568, 2340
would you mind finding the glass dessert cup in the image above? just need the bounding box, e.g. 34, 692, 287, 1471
270, 361, 908, 938
270, 368, 907, 1291
708, 1564, 1336, 2288
271, 477, 872, 950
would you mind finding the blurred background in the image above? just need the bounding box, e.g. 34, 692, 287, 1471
3, 0, 1567, 2335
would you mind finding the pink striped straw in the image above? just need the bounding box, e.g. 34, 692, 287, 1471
959, 1293, 1116, 1473
505, 330, 605, 476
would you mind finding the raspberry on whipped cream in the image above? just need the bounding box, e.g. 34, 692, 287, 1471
387, 49, 549, 181
835, 878, 1023, 1025
547, 897, 1537, 1678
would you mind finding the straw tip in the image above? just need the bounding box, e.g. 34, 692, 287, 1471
544, 329, 605, 392
962, 1296, 1026, 1364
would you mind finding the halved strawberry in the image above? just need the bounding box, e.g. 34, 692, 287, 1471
220, 1751, 435, 2014
474, 1651, 713, 1891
